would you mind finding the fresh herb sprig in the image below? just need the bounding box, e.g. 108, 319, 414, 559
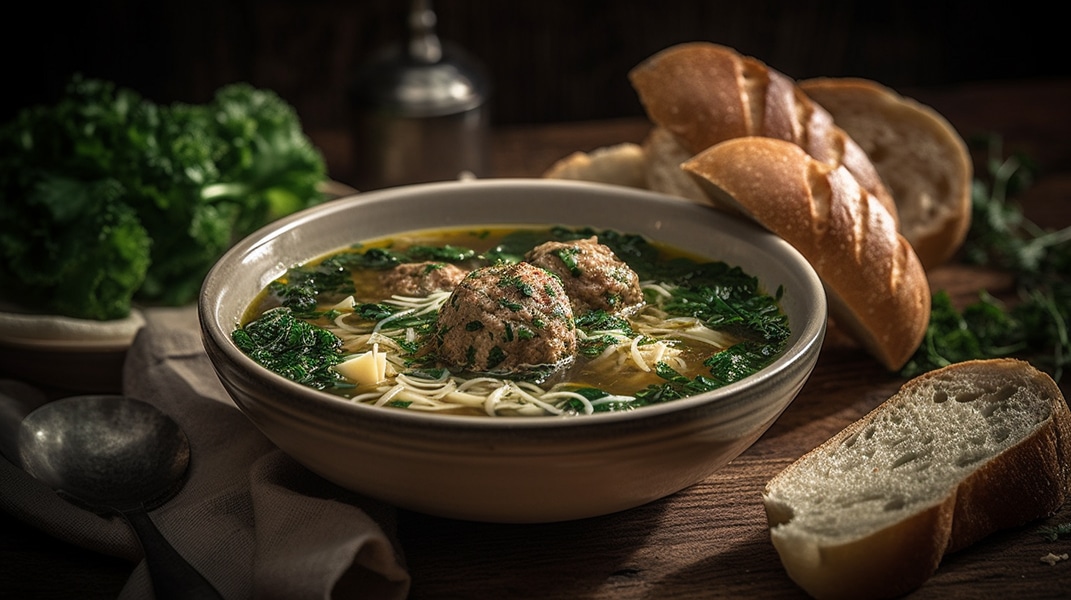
901, 136, 1070, 381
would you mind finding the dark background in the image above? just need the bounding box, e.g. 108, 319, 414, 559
3, 1, 1064, 132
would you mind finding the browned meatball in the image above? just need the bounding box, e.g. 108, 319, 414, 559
524, 236, 643, 315
379, 261, 468, 297
434, 262, 576, 377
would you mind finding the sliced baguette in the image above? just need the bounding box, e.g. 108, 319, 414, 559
799, 77, 973, 270
542, 142, 649, 189
641, 126, 710, 204
763, 359, 1071, 600
682, 136, 929, 371
628, 42, 898, 225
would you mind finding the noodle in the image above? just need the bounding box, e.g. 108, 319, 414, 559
240, 226, 788, 417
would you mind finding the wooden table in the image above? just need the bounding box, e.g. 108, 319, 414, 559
2, 79, 1070, 599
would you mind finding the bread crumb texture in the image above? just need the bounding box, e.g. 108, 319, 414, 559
767, 364, 1054, 541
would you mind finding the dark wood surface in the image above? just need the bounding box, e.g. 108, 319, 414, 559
2, 78, 1070, 599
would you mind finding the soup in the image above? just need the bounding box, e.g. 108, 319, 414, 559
234, 226, 789, 417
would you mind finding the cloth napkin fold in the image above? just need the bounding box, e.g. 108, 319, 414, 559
0, 306, 411, 600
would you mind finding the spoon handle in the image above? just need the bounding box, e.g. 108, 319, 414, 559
123, 508, 224, 600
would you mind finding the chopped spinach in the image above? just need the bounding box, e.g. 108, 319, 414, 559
232, 307, 345, 390
406, 244, 477, 263
705, 340, 784, 384
576, 310, 637, 358
240, 225, 792, 414
554, 246, 584, 276
630, 364, 724, 408
662, 283, 789, 344
351, 301, 439, 333
267, 243, 482, 311
270, 261, 354, 314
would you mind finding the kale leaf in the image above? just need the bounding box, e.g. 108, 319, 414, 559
0, 75, 326, 320
1, 177, 153, 320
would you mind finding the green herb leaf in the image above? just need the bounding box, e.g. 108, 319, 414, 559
232, 307, 345, 389
0, 75, 327, 319
902, 135, 1069, 380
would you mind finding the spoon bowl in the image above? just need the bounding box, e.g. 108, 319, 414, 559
17, 395, 222, 600
19, 395, 189, 512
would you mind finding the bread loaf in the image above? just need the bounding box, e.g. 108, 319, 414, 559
681, 136, 929, 371
542, 143, 649, 189
628, 42, 898, 225
799, 78, 973, 269
763, 359, 1071, 600
641, 127, 709, 204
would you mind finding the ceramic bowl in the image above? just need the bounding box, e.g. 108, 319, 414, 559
199, 178, 827, 523
0, 308, 146, 393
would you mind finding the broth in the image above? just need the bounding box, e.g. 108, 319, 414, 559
235, 225, 789, 416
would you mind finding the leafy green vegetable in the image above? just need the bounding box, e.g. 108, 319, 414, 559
661, 282, 789, 344
705, 339, 785, 384
558, 386, 621, 413
231, 307, 346, 390
490, 225, 790, 346
554, 246, 584, 276
269, 252, 366, 314
1, 176, 153, 320
575, 310, 637, 358
244, 226, 792, 414
267, 244, 483, 312
0, 75, 327, 320
621, 338, 787, 409
406, 245, 477, 263
573, 237, 789, 411
1038, 522, 1071, 542
901, 136, 1070, 381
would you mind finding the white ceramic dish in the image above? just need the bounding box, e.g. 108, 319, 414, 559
199, 178, 827, 523
0, 307, 146, 393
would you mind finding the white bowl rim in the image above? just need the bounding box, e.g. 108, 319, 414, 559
199, 178, 827, 433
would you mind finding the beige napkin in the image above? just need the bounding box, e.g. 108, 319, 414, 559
0, 307, 411, 599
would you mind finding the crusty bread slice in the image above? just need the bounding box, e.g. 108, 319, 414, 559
641, 127, 710, 204
799, 78, 973, 270
542, 142, 649, 189
763, 359, 1071, 600
628, 42, 898, 226
682, 136, 930, 371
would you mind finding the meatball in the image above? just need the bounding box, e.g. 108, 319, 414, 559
435, 262, 576, 377
524, 236, 644, 315
379, 261, 467, 297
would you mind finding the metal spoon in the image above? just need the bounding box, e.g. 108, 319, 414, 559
17, 395, 223, 600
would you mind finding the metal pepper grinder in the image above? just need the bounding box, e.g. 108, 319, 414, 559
349, 0, 490, 190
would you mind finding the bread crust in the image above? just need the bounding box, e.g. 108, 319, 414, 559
799, 77, 973, 270
682, 136, 929, 371
628, 42, 898, 226
542, 143, 649, 189
763, 359, 1071, 600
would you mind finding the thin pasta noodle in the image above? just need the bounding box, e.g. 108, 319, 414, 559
241, 227, 786, 417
